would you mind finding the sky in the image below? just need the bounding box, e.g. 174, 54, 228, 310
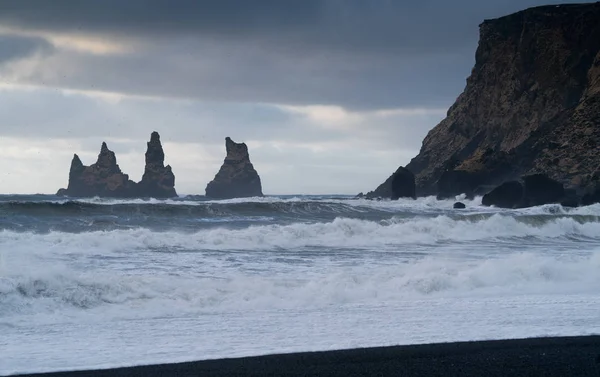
0, 0, 590, 195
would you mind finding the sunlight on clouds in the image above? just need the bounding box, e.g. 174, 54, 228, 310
0, 27, 130, 55
279, 104, 446, 131
279, 105, 362, 129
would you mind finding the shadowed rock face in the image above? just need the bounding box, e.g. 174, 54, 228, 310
56, 132, 177, 198
370, 3, 600, 200
482, 173, 566, 208
137, 131, 177, 198
205, 137, 263, 199
390, 167, 416, 200
57, 142, 137, 197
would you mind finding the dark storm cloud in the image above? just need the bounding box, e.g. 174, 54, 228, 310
0, 0, 591, 109
0, 34, 52, 63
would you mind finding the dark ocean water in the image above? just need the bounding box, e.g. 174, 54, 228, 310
1, 194, 600, 374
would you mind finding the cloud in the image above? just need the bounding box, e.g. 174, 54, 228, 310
0, 0, 589, 109
0, 33, 53, 63
0, 87, 444, 194
0, 0, 592, 195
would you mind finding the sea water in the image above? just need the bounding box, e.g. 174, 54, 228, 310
1, 194, 599, 374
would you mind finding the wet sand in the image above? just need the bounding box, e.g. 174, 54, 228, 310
13, 336, 600, 377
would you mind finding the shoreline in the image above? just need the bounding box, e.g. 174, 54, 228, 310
11, 335, 600, 377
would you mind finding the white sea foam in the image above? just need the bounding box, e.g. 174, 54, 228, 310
1, 197, 600, 374
1, 214, 597, 258
1, 249, 599, 321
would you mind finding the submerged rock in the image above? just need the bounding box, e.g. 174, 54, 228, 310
205, 137, 263, 199
137, 131, 177, 198
453, 202, 466, 209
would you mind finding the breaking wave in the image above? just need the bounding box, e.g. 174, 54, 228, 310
1, 213, 598, 254
2, 251, 599, 318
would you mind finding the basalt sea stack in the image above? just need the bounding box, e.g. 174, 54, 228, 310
136, 131, 177, 198
205, 137, 263, 199
56, 132, 177, 198
370, 3, 600, 203
56, 142, 137, 198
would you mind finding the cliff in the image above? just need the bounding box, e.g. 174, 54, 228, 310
372, 3, 600, 199
56, 132, 177, 198
205, 137, 263, 199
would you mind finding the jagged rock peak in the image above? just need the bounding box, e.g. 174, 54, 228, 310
225, 137, 250, 161
138, 131, 177, 198
205, 137, 263, 199
71, 154, 84, 170
56, 133, 177, 198
145, 131, 165, 167
95, 141, 121, 173
56, 142, 136, 197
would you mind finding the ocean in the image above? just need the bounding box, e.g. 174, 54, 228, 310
1, 194, 599, 375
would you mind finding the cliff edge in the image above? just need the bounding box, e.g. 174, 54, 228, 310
371, 3, 600, 199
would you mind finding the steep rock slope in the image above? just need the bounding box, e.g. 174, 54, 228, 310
374, 3, 600, 198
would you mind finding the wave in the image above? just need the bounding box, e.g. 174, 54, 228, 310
3, 195, 599, 220
2, 251, 599, 318
1, 214, 599, 255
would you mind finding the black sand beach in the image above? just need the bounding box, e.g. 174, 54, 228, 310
13, 336, 600, 377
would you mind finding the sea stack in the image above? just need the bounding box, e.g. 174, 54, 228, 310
368, 3, 600, 205
56, 142, 137, 197
205, 137, 263, 199
136, 131, 177, 198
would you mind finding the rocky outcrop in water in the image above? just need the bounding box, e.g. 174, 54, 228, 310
370, 3, 600, 206
56, 142, 137, 197
482, 174, 567, 208
137, 132, 177, 198
205, 137, 263, 199
390, 167, 416, 200
56, 132, 177, 198
365, 166, 416, 199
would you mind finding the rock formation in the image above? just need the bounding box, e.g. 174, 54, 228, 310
390, 167, 416, 200
136, 132, 177, 198
56, 132, 177, 198
370, 3, 600, 205
205, 137, 263, 199
482, 174, 566, 208
453, 202, 466, 209
56, 142, 137, 197
365, 166, 416, 199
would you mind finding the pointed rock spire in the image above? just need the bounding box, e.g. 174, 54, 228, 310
205, 137, 263, 199
137, 131, 177, 198
56, 142, 136, 197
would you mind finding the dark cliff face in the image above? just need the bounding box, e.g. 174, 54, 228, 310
374, 3, 600, 198
57, 132, 177, 198
205, 137, 263, 199
137, 131, 177, 198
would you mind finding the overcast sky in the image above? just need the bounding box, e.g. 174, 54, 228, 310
0, 0, 589, 195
